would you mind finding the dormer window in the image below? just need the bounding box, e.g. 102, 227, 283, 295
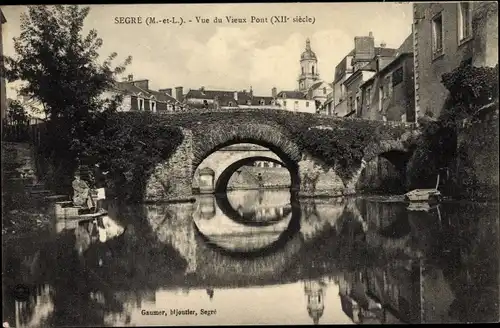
228, 101, 233, 107
282, 93, 287, 98
259, 99, 265, 105
137, 98, 144, 111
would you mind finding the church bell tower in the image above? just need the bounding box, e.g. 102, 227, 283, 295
298, 38, 320, 92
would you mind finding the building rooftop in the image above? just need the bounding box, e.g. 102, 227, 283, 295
185, 88, 275, 107
334, 46, 398, 83
276, 90, 307, 100
114, 81, 179, 104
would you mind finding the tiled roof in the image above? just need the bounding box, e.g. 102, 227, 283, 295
309, 81, 325, 90
334, 46, 398, 83
397, 33, 413, 54
148, 89, 178, 103
113, 81, 179, 104
185, 89, 235, 100
375, 47, 398, 57
236, 93, 274, 105
185, 89, 275, 106
276, 90, 307, 100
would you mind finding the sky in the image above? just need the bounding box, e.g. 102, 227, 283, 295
2, 3, 413, 98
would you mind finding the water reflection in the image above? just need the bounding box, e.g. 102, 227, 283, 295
2, 190, 499, 326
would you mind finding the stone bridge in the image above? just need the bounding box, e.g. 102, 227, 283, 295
142, 109, 419, 202
192, 143, 286, 193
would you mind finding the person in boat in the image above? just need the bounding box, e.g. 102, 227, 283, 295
72, 171, 95, 210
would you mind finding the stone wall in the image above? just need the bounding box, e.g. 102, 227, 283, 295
228, 166, 291, 190
298, 154, 346, 197
144, 129, 194, 202
356, 156, 404, 194
452, 104, 499, 200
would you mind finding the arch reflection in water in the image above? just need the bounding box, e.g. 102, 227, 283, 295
193, 189, 300, 254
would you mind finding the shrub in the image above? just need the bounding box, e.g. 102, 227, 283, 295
82, 112, 183, 202
406, 63, 498, 190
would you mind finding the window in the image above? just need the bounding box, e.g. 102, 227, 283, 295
228, 101, 233, 107
384, 76, 392, 98
458, 2, 472, 42
431, 13, 444, 56
137, 98, 144, 111
151, 101, 156, 112
323, 87, 327, 94
312, 66, 315, 75
356, 95, 361, 112
392, 67, 404, 86
294, 101, 299, 111
283, 100, 287, 107
366, 87, 372, 106
302, 67, 304, 74
306, 101, 309, 107
260, 99, 265, 105
378, 86, 383, 112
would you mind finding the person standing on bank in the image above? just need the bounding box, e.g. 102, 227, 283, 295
72, 171, 95, 210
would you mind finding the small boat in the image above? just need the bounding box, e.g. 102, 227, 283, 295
404, 173, 443, 204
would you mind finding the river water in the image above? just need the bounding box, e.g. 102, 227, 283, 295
2, 189, 499, 326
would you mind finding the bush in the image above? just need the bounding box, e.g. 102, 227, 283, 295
406, 63, 498, 190
82, 112, 183, 202
294, 124, 376, 183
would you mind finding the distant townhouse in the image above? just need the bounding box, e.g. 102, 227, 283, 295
183, 87, 278, 109
358, 33, 416, 122
326, 32, 398, 117
105, 75, 185, 113
413, 1, 498, 119
275, 90, 315, 114
306, 81, 333, 114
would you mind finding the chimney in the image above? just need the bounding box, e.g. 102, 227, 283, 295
133, 79, 149, 90
380, 42, 387, 48
249, 86, 253, 97
127, 74, 133, 82
234, 91, 238, 101
369, 31, 373, 38
353, 32, 375, 63
272, 87, 277, 98
200, 86, 205, 91
175, 86, 183, 101
159, 88, 172, 96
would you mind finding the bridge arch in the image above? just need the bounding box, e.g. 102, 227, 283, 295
214, 155, 292, 194
347, 139, 415, 190
191, 124, 302, 193
191, 123, 302, 172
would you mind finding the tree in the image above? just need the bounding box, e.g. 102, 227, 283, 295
2, 5, 132, 168
6, 100, 28, 125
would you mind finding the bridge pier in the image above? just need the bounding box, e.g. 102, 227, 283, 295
144, 129, 195, 202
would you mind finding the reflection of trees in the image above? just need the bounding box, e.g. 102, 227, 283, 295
2, 231, 128, 327
435, 203, 500, 323
83, 224, 188, 291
